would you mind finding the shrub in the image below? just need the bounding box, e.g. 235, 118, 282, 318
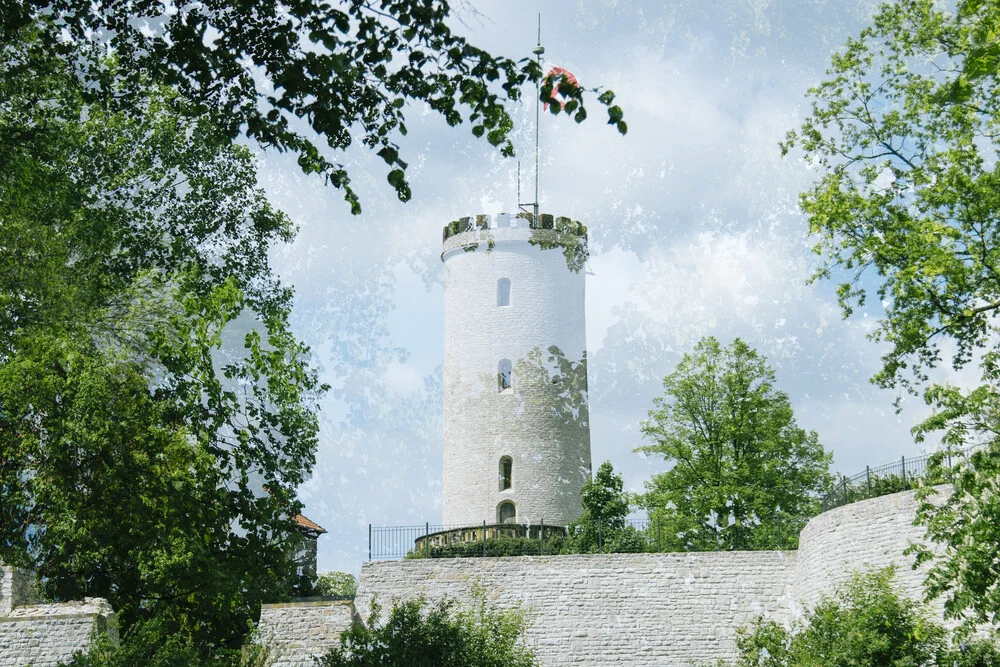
60, 617, 277, 667
319, 588, 538, 667
730, 568, 1000, 667
316, 571, 357, 598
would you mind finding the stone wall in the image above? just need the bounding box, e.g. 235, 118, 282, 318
357, 551, 798, 666
793, 486, 943, 618
257, 599, 356, 667
351, 488, 945, 667
0, 567, 36, 616
0, 598, 115, 667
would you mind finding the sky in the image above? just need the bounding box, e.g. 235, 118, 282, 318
253, 0, 967, 575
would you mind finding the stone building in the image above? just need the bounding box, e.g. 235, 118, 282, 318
441, 212, 593, 528
292, 513, 326, 595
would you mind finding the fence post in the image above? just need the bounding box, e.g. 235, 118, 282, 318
842, 476, 848, 506
482, 520, 486, 557
425, 522, 429, 558
901, 456, 906, 486
598, 525, 603, 553
540, 519, 545, 555
947, 450, 952, 469
656, 516, 661, 553
368, 524, 372, 561
776, 513, 781, 550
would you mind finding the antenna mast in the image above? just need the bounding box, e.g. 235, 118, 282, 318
519, 14, 543, 221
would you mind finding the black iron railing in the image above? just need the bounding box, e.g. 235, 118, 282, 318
367, 515, 794, 561
819, 446, 978, 513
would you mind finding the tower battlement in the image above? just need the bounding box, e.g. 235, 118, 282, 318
441, 212, 588, 273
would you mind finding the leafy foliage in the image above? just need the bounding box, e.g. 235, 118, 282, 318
570, 461, 634, 552
637, 338, 832, 551
0, 0, 625, 212
316, 571, 358, 599
784, 0, 1000, 634
59, 617, 277, 667
729, 568, 1000, 667
781, 0, 1000, 395
319, 590, 538, 667
1, 28, 320, 649
909, 362, 1000, 632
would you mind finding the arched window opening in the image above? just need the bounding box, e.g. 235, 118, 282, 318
498, 359, 512, 392
497, 278, 511, 307
498, 501, 516, 525
499, 456, 513, 491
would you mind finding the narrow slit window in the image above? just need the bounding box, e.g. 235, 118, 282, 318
497, 278, 511, 307
499, 456, 512, 491
498, 359, 512, 392
498, 501, 516, 525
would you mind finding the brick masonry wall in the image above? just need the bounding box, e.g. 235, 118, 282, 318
257, 599, 356, 667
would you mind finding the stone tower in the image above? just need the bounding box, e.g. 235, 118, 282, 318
441, 212, 592, 527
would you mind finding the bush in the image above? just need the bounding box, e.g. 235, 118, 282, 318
406, 535, 569, 559
729, 568, 1000, 667
60, 617, 276, 667
319, 588, 538, 667
939, 638, 1000, 667
316, 571, 357, 598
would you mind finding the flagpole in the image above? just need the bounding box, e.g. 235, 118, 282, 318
532, 13, 542, 222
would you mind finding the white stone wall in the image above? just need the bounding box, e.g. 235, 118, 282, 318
0, 567, 36, 616
257, 599, 355, 667
0, 597, 114, 667
355, 488, 950, 667
357, 552, 797, 666
793, 486, 946, 620
442, 216, 592, 527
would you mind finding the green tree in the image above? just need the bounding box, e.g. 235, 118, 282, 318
637, 337, 832, 551
781, 0, 1000, 396
781, 0, 1000, 631
1, 30, 320, 649
316, 571, 359, 599
581, 461, 630, 534
0, 0, 625, 212
319, 590, 538, 667
568, 461, 646, 553
730, 568, 999, 667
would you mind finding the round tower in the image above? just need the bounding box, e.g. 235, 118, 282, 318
441, 212, 593, 528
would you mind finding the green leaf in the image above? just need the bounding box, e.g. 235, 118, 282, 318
387, 168, 405, 188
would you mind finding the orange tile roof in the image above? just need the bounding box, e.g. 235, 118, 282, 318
294, 514, 326, 534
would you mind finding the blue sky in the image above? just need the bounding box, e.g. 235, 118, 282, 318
254, 0, 970, 575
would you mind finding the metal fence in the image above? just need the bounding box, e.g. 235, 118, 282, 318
368, 448, 984, 560
819, 446, 978, 513
368, 515, 793, 561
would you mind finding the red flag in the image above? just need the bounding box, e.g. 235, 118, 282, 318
543, 66, 579, 111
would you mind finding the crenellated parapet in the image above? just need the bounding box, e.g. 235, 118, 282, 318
441, 212, 589, 273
